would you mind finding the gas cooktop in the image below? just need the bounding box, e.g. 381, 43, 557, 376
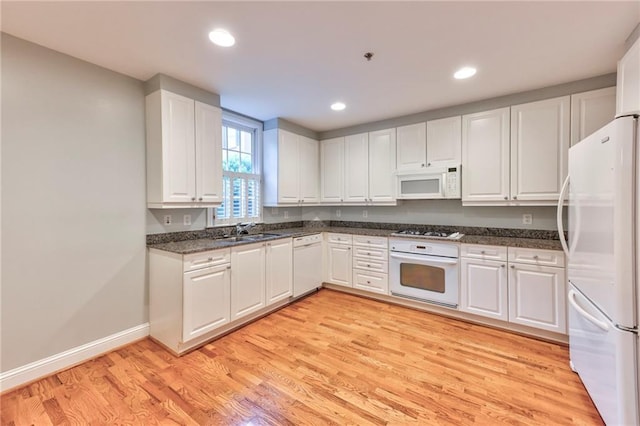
390, 230, 464, 240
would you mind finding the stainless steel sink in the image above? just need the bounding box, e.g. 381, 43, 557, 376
221, 233, 280, 242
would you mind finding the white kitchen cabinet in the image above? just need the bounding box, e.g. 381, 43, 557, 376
320, 137, 345, 203
231, 242, 266, 320
368, 128, 397, 202
460, 258, 508, 321
183, 264, 231, 342
510, 96, 570, 202
508, 262, 566, 334
149, 247, 232, 354
461, 107, 510, 203
344, 133, 369, 202
570, 87, 616, 146
263, 129, 319, 206
396, 122, 427, 171
426, 116, 462, 166
266, 238, 293, 305
146, 89, 222, 208
616, 37, 640, 117
352, 235, 388, 294
326, 234, 352, 287
299, 136, 320, 202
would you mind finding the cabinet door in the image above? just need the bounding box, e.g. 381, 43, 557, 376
183, 264, 231, 341
460, 258, 508, 321
426, 116, 462, 166
510, 96, 570, 202
368, 128, 397, 202
508, 263, 566, 333
161, 91, 196, 202
344, 133, 369, 202
396, 123, 427, 171
617, 37, 640, 117
277, 130, 300, 203
327, 244, 352, 287
195, 102, 223, 203
231, 243, 266, 320
266, 239, 293, 305
570, 87, 616, 146
320, 137, 345, 202
462, 108, 510, 203
299, 136, 320, 203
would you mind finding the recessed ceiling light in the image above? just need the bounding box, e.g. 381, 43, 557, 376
454, 66, 477, 79
208, 29, 235, 47
331, 102, 346, 111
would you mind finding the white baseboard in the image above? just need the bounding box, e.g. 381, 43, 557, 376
0, 323, 149, 393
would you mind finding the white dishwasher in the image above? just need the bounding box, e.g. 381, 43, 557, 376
293, 233, 323, 297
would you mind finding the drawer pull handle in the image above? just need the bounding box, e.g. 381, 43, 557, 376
367, 264, 371, 267
367, 281, 371, 284
226, 265, 231, 269
501, 264, 505, 268
481, 251, 485, 254
510, 265, 515, 269
208, 257, 213, 261
533, 255, 539, 259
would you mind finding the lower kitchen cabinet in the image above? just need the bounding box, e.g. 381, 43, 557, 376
353, 269, 387, 294
508, 263, 566, 333
326, 233, 353, 287
460, 244, 566, 335
266, 238, 293, 304
183, 264, 231, 341
231, 242, 266, 320
460, 258, 508, 321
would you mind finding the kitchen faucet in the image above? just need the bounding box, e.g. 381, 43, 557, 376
236, 222, 255, 235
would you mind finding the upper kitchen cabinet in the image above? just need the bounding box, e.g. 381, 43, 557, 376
461, 107, 511, 203
368, 128, 397, 202
616, 37, 640, 117
462, 97, 570, 206
344, 133, 369, 202
396, 118, 461, 171
571, 87, 616, 146
146, 89, 223, 208
263, 128, 319, 206
320, 137, 345, 203
510, 96, 570, 202
396, 123, 426, 171
426, 116, 462, 166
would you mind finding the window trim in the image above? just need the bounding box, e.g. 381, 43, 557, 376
207, 110, 263, 227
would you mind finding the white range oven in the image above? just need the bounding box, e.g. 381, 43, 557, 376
389, 238, 460, 309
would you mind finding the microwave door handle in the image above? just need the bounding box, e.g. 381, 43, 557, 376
441, 172, 447, 197
390, 252, 458, 265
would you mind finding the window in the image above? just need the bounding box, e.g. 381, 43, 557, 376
208, 112, 262, 226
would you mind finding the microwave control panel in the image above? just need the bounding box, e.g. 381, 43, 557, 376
446, 167, 461, 197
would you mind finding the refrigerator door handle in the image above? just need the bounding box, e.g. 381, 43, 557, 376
557, 175, 570, 256
568, 289, 610, 332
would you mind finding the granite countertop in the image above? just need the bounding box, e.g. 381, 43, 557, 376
148, 225, 562, 255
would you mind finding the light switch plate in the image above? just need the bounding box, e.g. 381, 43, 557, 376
183, 214, 191, 226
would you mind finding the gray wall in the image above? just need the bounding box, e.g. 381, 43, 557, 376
1, 34, 147, 372
305, 201, 561, 230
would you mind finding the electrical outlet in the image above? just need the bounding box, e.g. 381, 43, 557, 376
363, 210, 368, 218
183, 214, 191, 226
163, 215, 172, 225
522, 213, 533, 225
284, 210, 289, 219
271, 207, 279, 215
336, 209, 341, 218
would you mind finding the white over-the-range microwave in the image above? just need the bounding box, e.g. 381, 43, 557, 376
395, 164, 461, 199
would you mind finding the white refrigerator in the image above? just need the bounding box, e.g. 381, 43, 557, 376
558, 115, 639, 425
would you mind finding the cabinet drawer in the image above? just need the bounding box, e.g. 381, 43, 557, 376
353, 270, 388, 295
353, 246, 388, 260
508, 248, 565, 267
327, 233, 353, 244
183, 248, 231, 272
461, 244, 507, 261
352, 235, 388, 248
353, 258, 388, 273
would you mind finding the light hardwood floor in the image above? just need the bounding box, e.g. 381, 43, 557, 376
1, 289, 603, 425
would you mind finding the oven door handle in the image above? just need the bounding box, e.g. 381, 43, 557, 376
390, 252, 458, 265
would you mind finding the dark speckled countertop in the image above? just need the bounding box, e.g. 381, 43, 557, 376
148, 222, 563, 255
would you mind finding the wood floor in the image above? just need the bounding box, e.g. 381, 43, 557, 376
1, 289, 603, 425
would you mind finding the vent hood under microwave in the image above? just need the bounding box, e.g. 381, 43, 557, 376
396, 165, 461, 200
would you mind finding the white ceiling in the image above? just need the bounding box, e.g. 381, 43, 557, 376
2, 1, 639, 132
